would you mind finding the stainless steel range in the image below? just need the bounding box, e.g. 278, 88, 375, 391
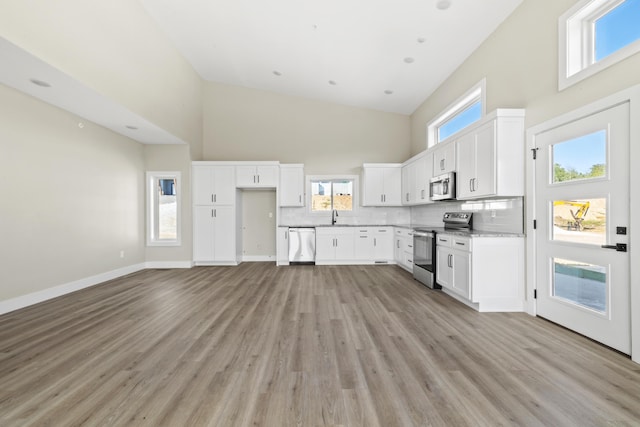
412, 229, 439, 289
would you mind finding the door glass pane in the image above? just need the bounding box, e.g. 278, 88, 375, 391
552, 198, 606, 245
553, 258, 606, 313
552, 130, 606, 183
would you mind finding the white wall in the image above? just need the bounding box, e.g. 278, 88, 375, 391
410, 0, 640, 154
203, 82, 411, 174
0, 85, 145, 302
0, 0, 204, 158
241, 191, 277, 259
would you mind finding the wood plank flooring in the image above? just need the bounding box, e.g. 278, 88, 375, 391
1, 263, 639, 426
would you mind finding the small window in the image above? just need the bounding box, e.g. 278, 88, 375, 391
560, 0, 640, 90
310, 178, 354, 212
147, 171, 181, 246
427, 79, 485, 148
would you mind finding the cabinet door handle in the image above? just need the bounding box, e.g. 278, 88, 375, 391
211, 194, 214, 203
374, 237, 377, 246
257, 175, 260, 183
470, 179, 473, 192
421, 189, 425, 200
397, 240, 400, 248
214, 209, 217, 218
440, 159, 445, 170
473, 178, 477, 192
214, 194, 217, 203
381, 194, 384, 203
406, 193, 409, 202
285, 231, 288, 239
299, 195, 302, 203
211, 209, 214, 217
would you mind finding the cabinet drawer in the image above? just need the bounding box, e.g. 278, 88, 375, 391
436, 235, 452, 247
451, 237, 471, 251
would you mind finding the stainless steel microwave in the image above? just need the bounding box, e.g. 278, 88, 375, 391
430, 172, 456, 201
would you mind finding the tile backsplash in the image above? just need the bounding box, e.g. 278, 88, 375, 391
280, 206, 410, 226
411, 197, 524, 233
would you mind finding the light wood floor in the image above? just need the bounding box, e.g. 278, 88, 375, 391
1, 263, 639, 426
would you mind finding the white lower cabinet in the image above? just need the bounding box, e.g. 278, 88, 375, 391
394, 228, 413, 272
316, 227, 355, 263
193, 205, 236, 264
354, 227, 393, 262
277, 227, 289, 266
436, 235, 471, 299
436, 233, 524, 312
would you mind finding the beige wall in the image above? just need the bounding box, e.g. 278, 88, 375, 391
0, 0, 204, 159
410, 0, 640, 154
203, 82, 411, 174
0, 85, 145, 301
144, 144, 193, 263
241, 191, 277, 258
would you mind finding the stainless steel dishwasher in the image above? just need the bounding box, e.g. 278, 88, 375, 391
288, 228, 316, 264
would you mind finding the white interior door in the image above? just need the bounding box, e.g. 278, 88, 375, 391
534, 102, 630, 354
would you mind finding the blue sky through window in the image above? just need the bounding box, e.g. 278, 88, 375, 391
438, 101, 482, 142
595, 0, 640, 61
553, 130, 606, 176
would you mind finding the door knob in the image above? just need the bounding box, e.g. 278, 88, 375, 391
601, 243, 627, 252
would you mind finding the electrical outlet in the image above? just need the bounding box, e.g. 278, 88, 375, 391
268, 212, 273, 218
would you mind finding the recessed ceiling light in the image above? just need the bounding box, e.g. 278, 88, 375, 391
417, 37, 426, 44
404, 57, 415, 64
436, 0, 452, 10
78, 122, 85, 129
384, 90, 394, 95
328, 80, 337, 85
29, 78, 51, 88
272, 70, 282, 76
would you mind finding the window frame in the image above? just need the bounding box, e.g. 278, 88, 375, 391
426, 79, 486, 148
146, 171, 181, 247
306, 175, 359, 216
559, 0, 640, 90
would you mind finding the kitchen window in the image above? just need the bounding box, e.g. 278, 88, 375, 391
427, 79, 486, 148
559, 0, 640, 90
147, 171, 181, 246
308, 176, 356, 213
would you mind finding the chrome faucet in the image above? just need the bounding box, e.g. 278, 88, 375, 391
332, 209, 338, 225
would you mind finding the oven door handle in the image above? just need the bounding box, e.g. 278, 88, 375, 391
413, 231, 433, 237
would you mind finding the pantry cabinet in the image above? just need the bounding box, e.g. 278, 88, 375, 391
192, 165, 235, 205
192, 163, 238, 265
361, 164, 402, 206
193, 205, 236, 264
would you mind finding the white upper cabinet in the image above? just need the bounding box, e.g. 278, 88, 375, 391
279, 164, 304, 207
362, 164, 402, 206
455, 109, 525, 200
236, 163, 279, 187
432, 140, 456, 176
402, 151, 433, 206
192, 165, 235, 205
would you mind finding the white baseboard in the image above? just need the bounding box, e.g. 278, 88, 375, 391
145, 261, 193, 269
241, 255, 275, 262
0, 263, 147, 316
